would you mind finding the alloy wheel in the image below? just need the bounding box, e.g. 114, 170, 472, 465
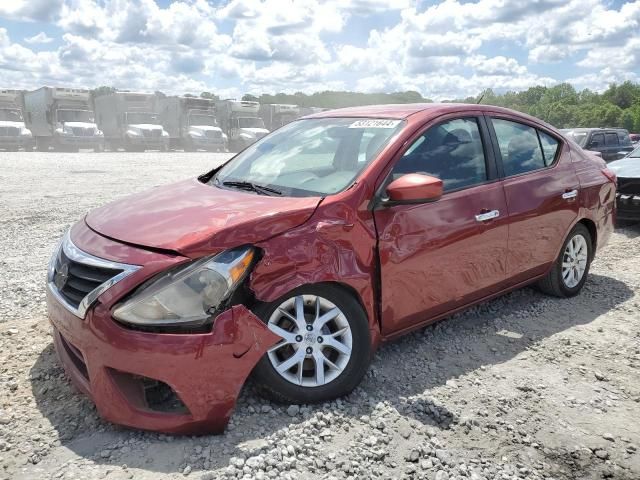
266, 294, 353, 387
561, 234, 589, 288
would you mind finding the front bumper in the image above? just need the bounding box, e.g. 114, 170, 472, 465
0, 136, 32, 149
57, 136, 104, 147
616, 192, 640, 221
46, 225, 279, 435
191, 136, 226, 149
128, 136, 168, 148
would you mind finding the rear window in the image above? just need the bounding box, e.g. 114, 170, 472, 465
538, 131, 560, 166
491, 119, 545, 176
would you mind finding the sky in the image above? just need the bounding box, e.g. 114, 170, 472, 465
0, 0, 639, 100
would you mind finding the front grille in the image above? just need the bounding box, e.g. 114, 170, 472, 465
143, 129, 162, 138
71, 127, 95, 137
0, 126, 19, 136
52, 248, 123, 310
205, 130, 222, 139
617, 177, 640, 196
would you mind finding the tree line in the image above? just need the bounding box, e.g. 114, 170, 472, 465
90, 81, 640, 131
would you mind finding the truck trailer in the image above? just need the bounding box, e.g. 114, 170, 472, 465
94, 92, 169, 151
159, 96, 227, 152
258, 103, 300, 131
23, 87, 103, 151
215, 100, 269, 151
0, 89, 33, 151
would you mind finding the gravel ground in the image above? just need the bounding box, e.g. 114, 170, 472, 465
1, 151, 639, 480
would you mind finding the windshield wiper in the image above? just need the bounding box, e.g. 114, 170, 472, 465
222, 180, 282, 196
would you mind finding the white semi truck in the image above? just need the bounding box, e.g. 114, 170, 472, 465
216, 100, 269, 151
0, 89, 33, 151
24, 87, 103, 152
258, 103, 300, 131
94, 92, 169, 151
159, 96, 227, 152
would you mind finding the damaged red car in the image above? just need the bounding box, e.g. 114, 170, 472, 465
46, 104, 616, 434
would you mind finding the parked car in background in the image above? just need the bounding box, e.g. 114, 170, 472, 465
24, 87, 103, 152
630, 133, 640, 145
46, 103, 616, 434
560, 128, 634, 162
609, 145, 640, 223
95, 92, 169, 152
159, 96, 227, 152
0, 89, 32, 151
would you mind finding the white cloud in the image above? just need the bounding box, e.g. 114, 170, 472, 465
24, 32, 55, 45
0, 0, 639, 98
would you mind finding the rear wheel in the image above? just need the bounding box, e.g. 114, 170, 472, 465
538, 223, 593, 297
253, 285, 371, 404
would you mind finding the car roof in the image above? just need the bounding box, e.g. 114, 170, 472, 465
304, 103, 546, 121
563, 127, 628, 133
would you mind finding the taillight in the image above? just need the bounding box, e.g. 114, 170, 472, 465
602, 167, 617, 185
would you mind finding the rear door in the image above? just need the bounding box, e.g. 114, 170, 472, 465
486, 116, 580, 284
373, 114, 509, 335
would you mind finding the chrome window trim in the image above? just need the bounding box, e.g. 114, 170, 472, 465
47, 230, 140, 319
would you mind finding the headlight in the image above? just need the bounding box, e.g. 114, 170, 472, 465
162, 130, 169, 137
61, 125, 73, 135
126, 129, 142, 137
189, 130, 204, 138
239, 133, 254, 140
222, 133, 228, 141
20, 128, 32, 137
95, 129, 104, 136
112, 247, 254, 326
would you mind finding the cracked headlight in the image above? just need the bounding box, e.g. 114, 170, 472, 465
113, 247, 254, 327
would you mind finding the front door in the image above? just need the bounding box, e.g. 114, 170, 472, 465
373, 115, 509, 335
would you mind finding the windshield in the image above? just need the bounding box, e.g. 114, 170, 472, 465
629, 146, 640, 158
0, 109, 22, 121
238, 117, 265, 129
126, 112, 159, 124
57, 109, 94, 123
562, 130, 588, 147
189, 114, 217, 127
213, 117, 404, 197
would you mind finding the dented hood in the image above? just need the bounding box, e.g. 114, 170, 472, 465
85, 178, 321, 256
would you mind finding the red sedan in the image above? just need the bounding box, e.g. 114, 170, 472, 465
46, 104, 616, 434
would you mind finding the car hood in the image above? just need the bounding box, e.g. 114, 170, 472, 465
128, 124, 163, 130
63, 121, 97, 129
241, 128, 269, 136
85, 178, 321, 257
0, 121, 25, 128
609, 157, 640, 178
189, 125, 222, 133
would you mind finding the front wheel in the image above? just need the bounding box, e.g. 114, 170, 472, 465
252, 285, 371, 404
538, 223, 593, 297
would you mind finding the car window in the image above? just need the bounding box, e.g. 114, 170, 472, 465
491, 119, 545, 176
214, 117, 404, 197
590, 133, 604, 147
605, 133, 619, 146
538, 131, 560, 166
389, 117, 488, 192
618, 131, 632, 146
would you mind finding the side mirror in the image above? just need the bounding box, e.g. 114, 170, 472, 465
384, 173, 443, 204
590, 141, 600, 148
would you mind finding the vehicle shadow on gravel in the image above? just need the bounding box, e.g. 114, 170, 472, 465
28, 273, 633, 476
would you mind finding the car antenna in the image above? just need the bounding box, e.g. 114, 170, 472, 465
476, 90, 486, 104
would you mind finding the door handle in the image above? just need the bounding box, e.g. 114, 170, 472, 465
475, 210, 500, 222
562, 189, 578, 200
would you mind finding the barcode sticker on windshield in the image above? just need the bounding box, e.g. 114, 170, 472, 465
349, 119, 401, 129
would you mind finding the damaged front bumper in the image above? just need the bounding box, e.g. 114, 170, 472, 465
47, 290, 280, 435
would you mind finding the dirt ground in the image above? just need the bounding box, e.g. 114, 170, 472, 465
1, 151, 639, 480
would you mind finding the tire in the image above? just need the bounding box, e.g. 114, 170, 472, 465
537, 223, 593, 298
252, 284, 371, 404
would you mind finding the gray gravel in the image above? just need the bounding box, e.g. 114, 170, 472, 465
1, 151, 640, 480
